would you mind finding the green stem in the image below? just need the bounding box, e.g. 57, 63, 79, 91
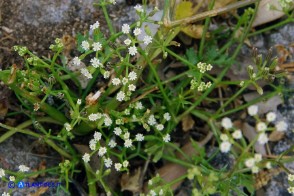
198, 0, 215, 58
0, 123, 72, 159
162, 154, 193, 168
176, 61, 231, 123
101, 3, 115, 35
248, 17, 294, 37
85, 164, 97, 195
142, 50, 171, 106
215, 81, 249, 115
214, 90, 277, 119
231, 0, 260, 60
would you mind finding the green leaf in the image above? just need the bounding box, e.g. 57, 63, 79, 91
185, 47, 198, 65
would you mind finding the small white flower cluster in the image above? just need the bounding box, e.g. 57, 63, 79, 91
81, 104, 172, 171
190, 62, 213, 91
190, 79, 212, 92
121, 12, 154, 55
18, 165, 30, 172
49, 38, 64, 51
288, 174, 294, 193
219, 117, 243, 153
247, 105, 288, 145
134, 4, 144, 13
2, 192, 10, 196
197, 62, 213, 73
244, 154, 267, 173
145, 112, 171, 142
0, 168, 5, 178
82, 131, 130, 171
109, 71, 138, 102
64, 123, 72, 132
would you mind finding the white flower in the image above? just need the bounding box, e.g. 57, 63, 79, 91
114, 163, 122, 171
128, 71, 137, 81
108, 139, 117, 148
122, 77, 129, 85
248, 105, 258, 116
93, 42, 102, 51
122, 24, 130, 34
123, 132, 130, 140
116, 91, 125, 102
83, 153, 90, 163
77, 99, 82, 105
266, 112, 276, 122
135, 133, 144, 141
89, 139, 96, 150
245, 158, 255, 168
163, 134, 171, 142
134, 4, 143, 12
116, 119, 124, 125
89, 113, 99, 121
90, 21, 100, 31
252, 166, 259, 173
64, 123, 72, 132
133, 28, 142, 36
103, 71, 110, 79
81, 40, 90, 51
104, 117, 113, 126
112, 78, 121, 85
206, 64, 213, 71
114, 127, 122, 135
94, 132, 102, 141
2, 192, 10, 196
150, 190, 156, 196
123, 160, 129, 168
220, 141, 231, 153
109, 0, 116, 5
90, 57, 102, 68
164, 112, 171, 121
220, 134, 229, 141
19, 165, 29, 172
98, 147, 107, 157
104, 158, 113, 168
0, 168, 5, 178
275, 121, 288, 132
221, 117, 233, 129
156, 124, 164, 131
148, 115, 157, 126
128, 46, 138, 56
258, 133, 268, 144
254, 154, 262, 162
266, 162, 272, 169
81, 68, 93, 79
232, 129, 242, 139
240, 81, 245, 86
143, 35, 152, 45
288, 174, 294, 182
128, 84, 136, 91
256, 122, 267, 132
9, 176, 15, 182
135, 102, 143, 109
124, 139, 133, 148
288, 187, 294, 194
124, 38, 132, 46
73, 57, 81, 66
